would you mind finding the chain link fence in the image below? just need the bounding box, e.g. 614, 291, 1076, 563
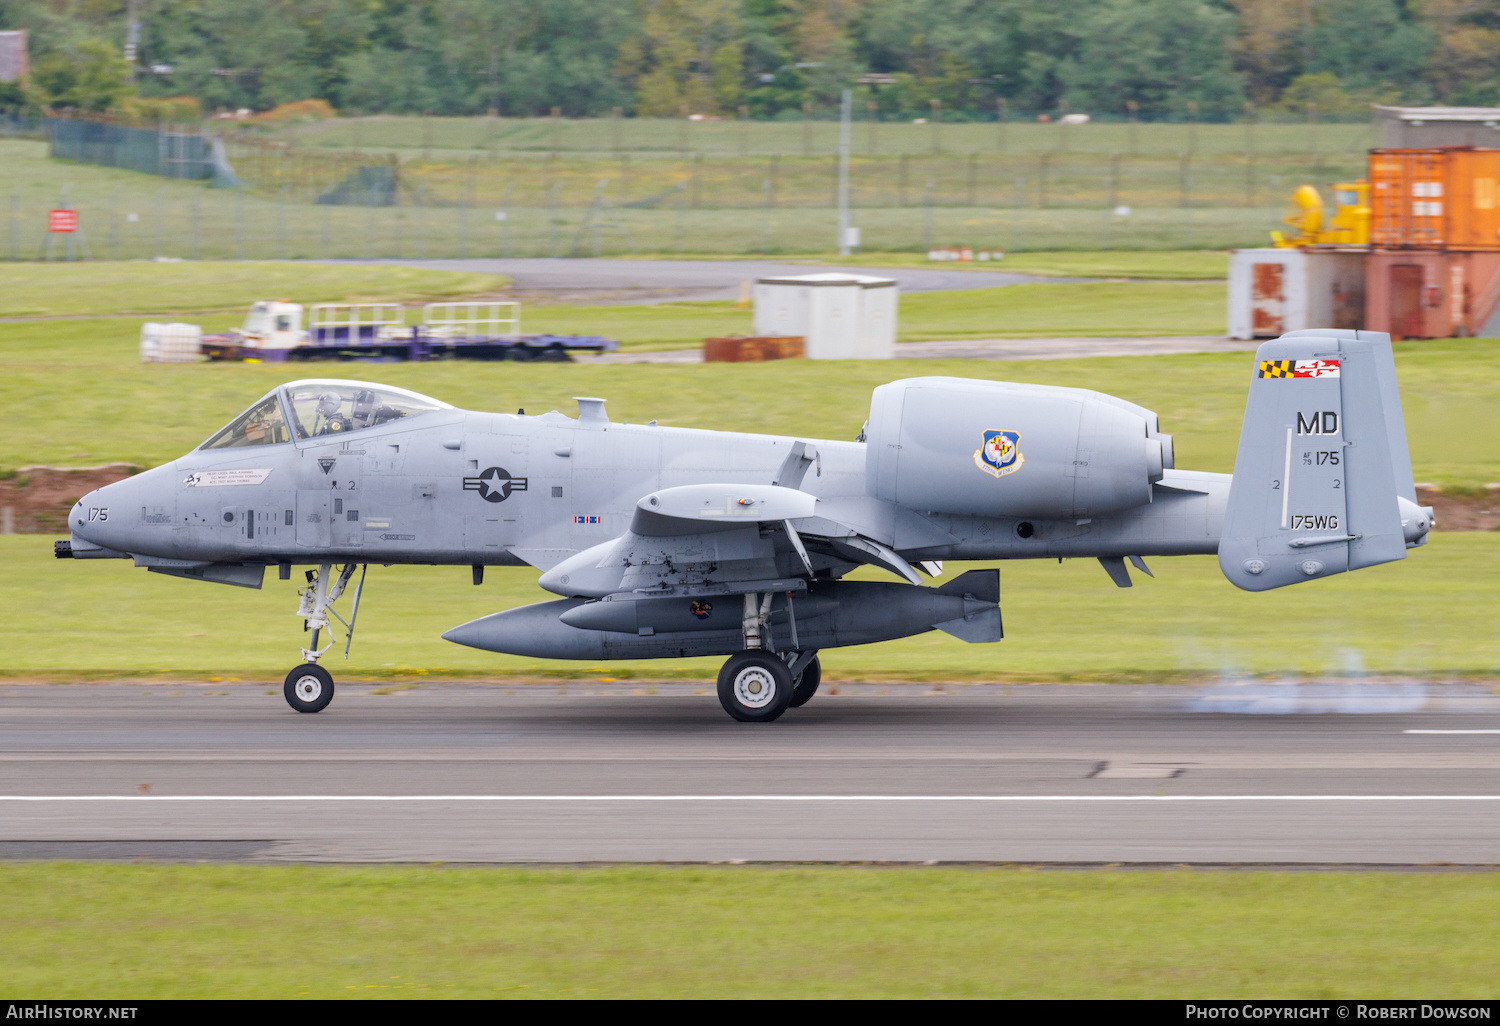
6, 114, 1373, 259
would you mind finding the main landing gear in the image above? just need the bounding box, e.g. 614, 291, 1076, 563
283, 562, 366, 714
715, 591, 822, 722
716, 650, 821, 723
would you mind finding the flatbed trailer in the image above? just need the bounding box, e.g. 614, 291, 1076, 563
201, 331, 618, 362
197, 301, 618, 363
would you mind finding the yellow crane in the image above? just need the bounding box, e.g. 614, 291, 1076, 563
1271, 180, 1371, 247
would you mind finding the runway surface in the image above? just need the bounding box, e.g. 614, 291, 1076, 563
2, 682, 1497, 865
312, 257, 1077, 304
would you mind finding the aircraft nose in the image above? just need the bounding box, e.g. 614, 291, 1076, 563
67, 495, 91, 539
69, 481, 127, 546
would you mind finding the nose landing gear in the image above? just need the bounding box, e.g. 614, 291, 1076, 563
283, 562, 366, 714
284, 663, 334, 713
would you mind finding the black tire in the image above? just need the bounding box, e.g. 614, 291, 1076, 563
789, 655, 821, 709
717, 652, 793, 723
284, 663, 334, 714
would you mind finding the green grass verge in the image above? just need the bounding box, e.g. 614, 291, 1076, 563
897, 281, 1226, 338
13, 532, 1497, 680
1, 864, 1496, 998
813, 249, 1232, 279
991, 249, 1231, 280
0, 262, 508, 319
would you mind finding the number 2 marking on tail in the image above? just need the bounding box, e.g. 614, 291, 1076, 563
1281, 428, 1292, 529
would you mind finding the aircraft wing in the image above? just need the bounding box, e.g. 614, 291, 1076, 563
538, 484, 940, 597
633, 484, 928, 586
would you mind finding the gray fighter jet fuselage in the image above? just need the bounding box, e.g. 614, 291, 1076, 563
62, 329, 1433, 722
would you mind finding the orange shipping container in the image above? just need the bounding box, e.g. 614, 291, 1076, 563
1368, 147, 1500, 251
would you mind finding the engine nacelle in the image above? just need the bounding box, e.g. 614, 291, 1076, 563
864, 377, 1168, 519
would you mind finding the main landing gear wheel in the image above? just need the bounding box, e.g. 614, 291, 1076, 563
717, 652, 793, 723
789, 655, 822, 709
284, 663, 334, 714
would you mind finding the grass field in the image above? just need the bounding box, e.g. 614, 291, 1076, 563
1, 323, 1492, 484
631, 248, 1233, 278
2, 863, 1496, 998
0, 262, 507, 318
827, 249, 1232, 279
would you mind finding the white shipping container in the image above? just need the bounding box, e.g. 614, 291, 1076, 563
1227, 248, 1367, 340
753, 273, 898, 359
857, 278, 897, 359
139, 322, 203, 363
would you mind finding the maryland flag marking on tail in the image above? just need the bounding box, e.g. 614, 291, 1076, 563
1258, 359, 1341, 379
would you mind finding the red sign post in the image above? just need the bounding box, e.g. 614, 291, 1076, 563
48, 209, 78, 233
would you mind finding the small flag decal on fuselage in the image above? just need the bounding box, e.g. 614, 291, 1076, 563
573, 515, 602, 524
1259, 359, 1340, 379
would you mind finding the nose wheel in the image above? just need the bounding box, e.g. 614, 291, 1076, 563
284, 664, 334, 713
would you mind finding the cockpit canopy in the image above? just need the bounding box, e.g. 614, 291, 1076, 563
200, 380, 452, 450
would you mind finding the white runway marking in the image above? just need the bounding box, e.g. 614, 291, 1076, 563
1404, 730, 1500, 735
2, 795, 1500, 803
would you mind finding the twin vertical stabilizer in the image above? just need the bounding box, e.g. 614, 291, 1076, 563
1219, 329, 1430, 592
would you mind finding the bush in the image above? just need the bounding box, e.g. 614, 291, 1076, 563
1272, 73, 1385, 120
118, 95, 203, 124
247, 99, 337, 125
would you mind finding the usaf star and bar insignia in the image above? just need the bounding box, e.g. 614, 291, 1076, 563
463, 466, 528, 503
1258, 359, 1341, 379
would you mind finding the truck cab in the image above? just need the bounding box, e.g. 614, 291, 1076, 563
238, 301, 305, 352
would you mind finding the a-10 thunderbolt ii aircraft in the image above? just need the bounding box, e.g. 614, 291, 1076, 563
60, 329, 1431, 722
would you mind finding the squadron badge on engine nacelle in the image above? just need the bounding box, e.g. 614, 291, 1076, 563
974, 430, 1023, 479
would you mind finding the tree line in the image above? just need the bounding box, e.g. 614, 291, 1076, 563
1, 0, 1496, 122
